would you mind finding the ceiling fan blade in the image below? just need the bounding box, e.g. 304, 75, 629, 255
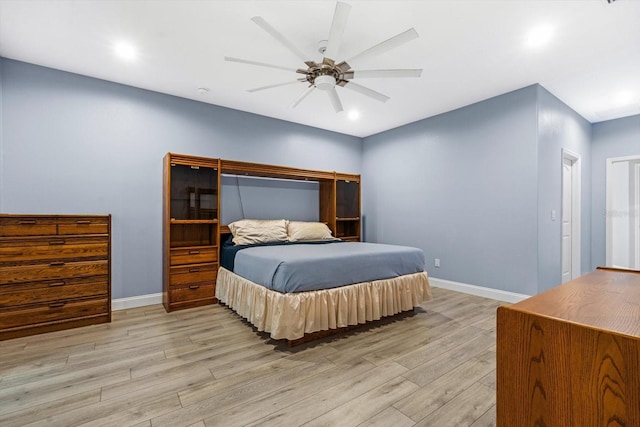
247, 80, 304, 93
344, 28, 419, 69
342, 81, 390, 103
344, 69, 422, 79
225, 56, 298, 73
291, 86, 315, 108
251, 16, 311, 64
327, 87, 344, 112
323, 2, 351, 64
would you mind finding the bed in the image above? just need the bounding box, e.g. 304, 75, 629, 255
215, 219, 432, 343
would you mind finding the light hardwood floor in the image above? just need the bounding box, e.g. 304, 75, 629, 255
0, 287, 503, 426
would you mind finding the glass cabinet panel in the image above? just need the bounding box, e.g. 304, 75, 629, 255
170, 164, 218, 220
336, 180, 359, 219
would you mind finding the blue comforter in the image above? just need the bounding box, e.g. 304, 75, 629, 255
233, 241, 425, 293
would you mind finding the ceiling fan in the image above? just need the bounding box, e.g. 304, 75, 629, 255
224, 2, 422, 113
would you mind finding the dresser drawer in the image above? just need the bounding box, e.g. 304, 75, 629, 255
0, 217, 58, 237
170, 263, 218, 287
0, 260, 109, 285
170, 246, 217, 266
0, 236, 109, 265
168, 283, 215, 304
0, 276, 108, 308
0, 297, 109, 329
57, 217, 109, 235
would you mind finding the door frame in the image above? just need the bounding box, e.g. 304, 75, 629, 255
562, 149, 581, 281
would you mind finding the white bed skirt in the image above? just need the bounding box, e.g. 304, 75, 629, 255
216, 267, 433, 340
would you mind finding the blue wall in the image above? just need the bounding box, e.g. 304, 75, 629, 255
591, 115, 640, 268
3, 57, 640, 301
362, 86, 540, 295
0, 58, 361, 299
536, 86, 591, 291
220, 175, 319, 224
362, 85, 597, 295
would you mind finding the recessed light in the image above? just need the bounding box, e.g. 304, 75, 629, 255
348, 110, 360, 120
526, 24, 554, 48
114, 41, 137, 61
613, 91, 635, 107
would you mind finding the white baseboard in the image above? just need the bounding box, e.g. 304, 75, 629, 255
111, 277, 529, 311
428, 277, 530, 303
112, 293, 162, 311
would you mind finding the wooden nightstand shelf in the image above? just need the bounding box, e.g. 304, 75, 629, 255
320, 173, 361, 242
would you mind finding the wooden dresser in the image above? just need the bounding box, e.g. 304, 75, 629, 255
497, 267, 640, 426
0, 214, 111, 340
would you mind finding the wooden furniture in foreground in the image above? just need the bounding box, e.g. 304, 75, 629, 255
163, 153, 220, 312
496, 267, 640, 426
0, 214, 111, 340
163, 154, 362, 313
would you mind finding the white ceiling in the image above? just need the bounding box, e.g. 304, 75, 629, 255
1, 0, 639, 138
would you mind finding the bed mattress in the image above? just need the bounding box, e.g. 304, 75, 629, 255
233, 241, 425, 293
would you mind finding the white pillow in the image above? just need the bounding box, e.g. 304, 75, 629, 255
287, 221, 336, 242
228, 219, 289, 245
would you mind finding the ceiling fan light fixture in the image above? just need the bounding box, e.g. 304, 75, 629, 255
314, 74, 336, 91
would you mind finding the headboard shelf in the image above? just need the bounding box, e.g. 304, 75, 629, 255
220, 159, 334, 181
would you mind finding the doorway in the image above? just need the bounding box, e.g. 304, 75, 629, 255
561, 150, 581, 283
606, 155, 640, 269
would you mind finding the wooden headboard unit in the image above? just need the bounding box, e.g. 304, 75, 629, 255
163, 152, 360, 313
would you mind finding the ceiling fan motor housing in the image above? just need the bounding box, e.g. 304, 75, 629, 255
314, 75, 336, 90
305, 63, 345, 90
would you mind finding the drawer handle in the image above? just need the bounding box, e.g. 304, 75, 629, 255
189, 268, 201, 273
49, 281, 66, 287
189, 285, 200, 290
76, 220, 92, 224
49, 239, 66, 245
189, 250, 200, 255
49, 302, 66, 308
19, 220, 37, 225
49, 261, 65, 267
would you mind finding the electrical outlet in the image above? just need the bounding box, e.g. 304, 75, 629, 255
435, 258, 440, 268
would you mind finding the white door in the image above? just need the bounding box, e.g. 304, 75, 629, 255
561, 157, 573, 283
562, 150, 581, 283
635, 164, 640, 269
